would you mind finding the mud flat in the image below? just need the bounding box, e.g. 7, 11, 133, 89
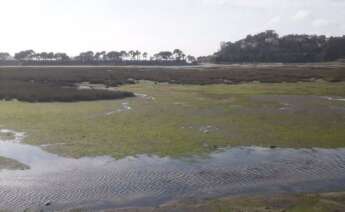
0, 129, 345, 210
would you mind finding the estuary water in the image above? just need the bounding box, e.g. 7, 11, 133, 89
0, 129, 345, 210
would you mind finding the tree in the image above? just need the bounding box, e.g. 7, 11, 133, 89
173, 49, 184, 60
107, 51, 122, 61
0, 52, 10, 60
55, 53, 70, 61
77, 51, 94, 61
155, 51, 173, 60
47, 52, 55, 60
95, 51, 106, 60
135, 50, 141, 60
128, 50, 136, 60
142, 52, 148, 60
14, 50, 35, 60
120, 51, 128, 60
39, 52, 49, 60
187, 55, 197, 63
323, 36, 345, 61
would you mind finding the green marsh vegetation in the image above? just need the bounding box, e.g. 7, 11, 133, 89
141, 192, 345, 212
0, 81, 344, 159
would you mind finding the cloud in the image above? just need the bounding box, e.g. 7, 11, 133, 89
292, 10, 311, 21
312, 19, 330, 27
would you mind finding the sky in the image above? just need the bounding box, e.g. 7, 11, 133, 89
0, 0, 344, 57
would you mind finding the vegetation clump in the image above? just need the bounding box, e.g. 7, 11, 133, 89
0, 81, 134, 102
0, 156, 29, 170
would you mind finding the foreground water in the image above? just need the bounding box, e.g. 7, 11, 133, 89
0, 130, 345, 210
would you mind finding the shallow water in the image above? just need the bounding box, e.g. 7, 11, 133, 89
0, 130, 345, 210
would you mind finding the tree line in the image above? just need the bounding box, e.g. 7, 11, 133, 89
0, 49, 197, 63
209, 30, 345, 63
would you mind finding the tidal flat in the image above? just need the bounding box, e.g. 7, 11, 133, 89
0, 67, 345, 210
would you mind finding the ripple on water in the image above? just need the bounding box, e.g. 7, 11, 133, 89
0, 129, 345, 210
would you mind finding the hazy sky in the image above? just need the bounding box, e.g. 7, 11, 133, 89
0, 0, 344, 56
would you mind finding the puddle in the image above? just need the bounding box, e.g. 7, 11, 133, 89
135, 93, 156, 101
173, 102, 189, 106
0, 129, 25, 142
199, 125, 219, 134
181, 125, 219, 134
324, 96, 345, 102
76, 82, 117, 92
0, 129, 345, 210
106, 93, 154, 116
106, 102, 132, 115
